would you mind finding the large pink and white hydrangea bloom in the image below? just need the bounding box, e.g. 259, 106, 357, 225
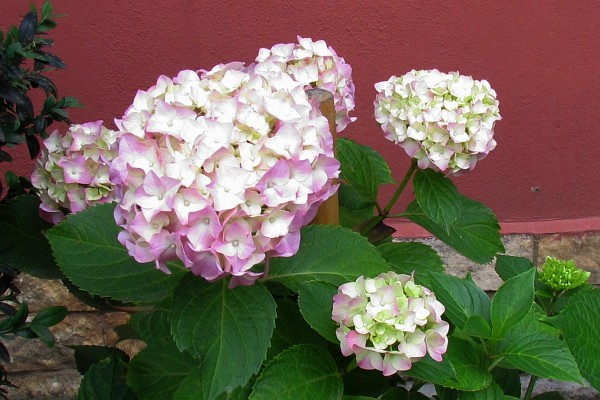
374, 69, 501, 174
31, 121, 120, 224
111, 62, 340, 286
332, 272, 449, 376
255, 36, 356, 132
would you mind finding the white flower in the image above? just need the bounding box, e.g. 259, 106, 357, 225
374, 69, 501, 174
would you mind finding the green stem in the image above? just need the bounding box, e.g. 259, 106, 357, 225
359, 160, 417, 237
382, 159, 417, 216
344, 359, 358, 374
524, 375, 538, 400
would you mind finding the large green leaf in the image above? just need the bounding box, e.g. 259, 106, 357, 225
267, 297, 326, 360
267, 225, 390, 292
405, 354, 457, 385
494, 255, 534, 282
547, 287, 600, 389
46, 203, 187, 303
429, 272, 491, 329
337, 138, 394, 202
127, 340, 198, 400
78, 354, 137, 400
338, 184, 375, 230
491, 368, 521, 398
250, 344, 342, 400
378, 241, 444, 287
0, 195, 61, 278
70, 345, 129, 375
406, 196, 504, 264
490, 268, 535, 338
413, 169, 460, 230
170, 275, 276, 400
297, 280, 339, 343
129, 298, 172, 345
457, 381, 503, 400
440, 337, 492, 391
497, 332, 583, 383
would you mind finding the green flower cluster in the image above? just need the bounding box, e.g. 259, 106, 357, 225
539, 256, 591, 291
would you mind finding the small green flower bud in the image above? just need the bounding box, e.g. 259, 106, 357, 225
539, 256, 591, 291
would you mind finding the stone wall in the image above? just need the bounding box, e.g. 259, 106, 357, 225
4, 232, 600, 399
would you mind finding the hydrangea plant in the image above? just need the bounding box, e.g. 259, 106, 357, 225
332, 272, 449, 376
31, 121, 119, 223
1, 35, 599, 400
374, 69, 500, 174
111, 62, 339, 285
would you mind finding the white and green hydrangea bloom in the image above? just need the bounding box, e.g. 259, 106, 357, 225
332, 272, 449, 376
374, 69, 501, 175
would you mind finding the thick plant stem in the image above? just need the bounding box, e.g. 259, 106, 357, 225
383, 159, 417, 216
359, 159, 417, 237
524, 375, 538, 400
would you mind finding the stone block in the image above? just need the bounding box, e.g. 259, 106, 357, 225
537, 232, 600, 285
4, 313, 105, 373
5, 369, 80, 400
15, 275, 96, 313
408, 234, 534, 291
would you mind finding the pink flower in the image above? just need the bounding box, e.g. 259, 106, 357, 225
32, 121, 120, 223
332, 272, 449, 376
255, 36, 356, 132
112, 62, 340, 285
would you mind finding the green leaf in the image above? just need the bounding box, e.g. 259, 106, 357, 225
494, 255, 534, 282
78, 354, 137, 400
547, 287, 600, 389
462, 315, 492, 339
174, 368, 255, 400
490, 268, 535, 338
440, 337, 492, 391
457, 381, 503, 400
249, 344, 342, 400
413, 169, 460, 230
378, 241, 444, 287
407, 196, 504, 264
338, 184, 375, 230
342, 367, 392, 398
127, 340, 198, 400
338, 184, 375, 211
405, 354, 457, 385
70, 345, 129, 375
337, 138, 379, 201
297, 281, 339, 343
129, 299, 172, 345
267, 225, 389, 292
29, 323, 55, 347
380, 387, 430, 400
0, 195, 62, 278
267, 297, 326, 360
429, 272, 491, 329
46, 203, 187, 303
171, 367, 204, 399
31, 305, 68, 327
41, 1, 53, 20
491, 368, 521, 398
170, 275, 276, 399
497, 332, 583, 383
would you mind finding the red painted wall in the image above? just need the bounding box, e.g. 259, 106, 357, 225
2, 1, 599, 233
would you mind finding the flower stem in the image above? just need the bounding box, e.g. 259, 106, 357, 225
383, 159, 417, 216
524, 375, 538, 400
359, 160, 417, 237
